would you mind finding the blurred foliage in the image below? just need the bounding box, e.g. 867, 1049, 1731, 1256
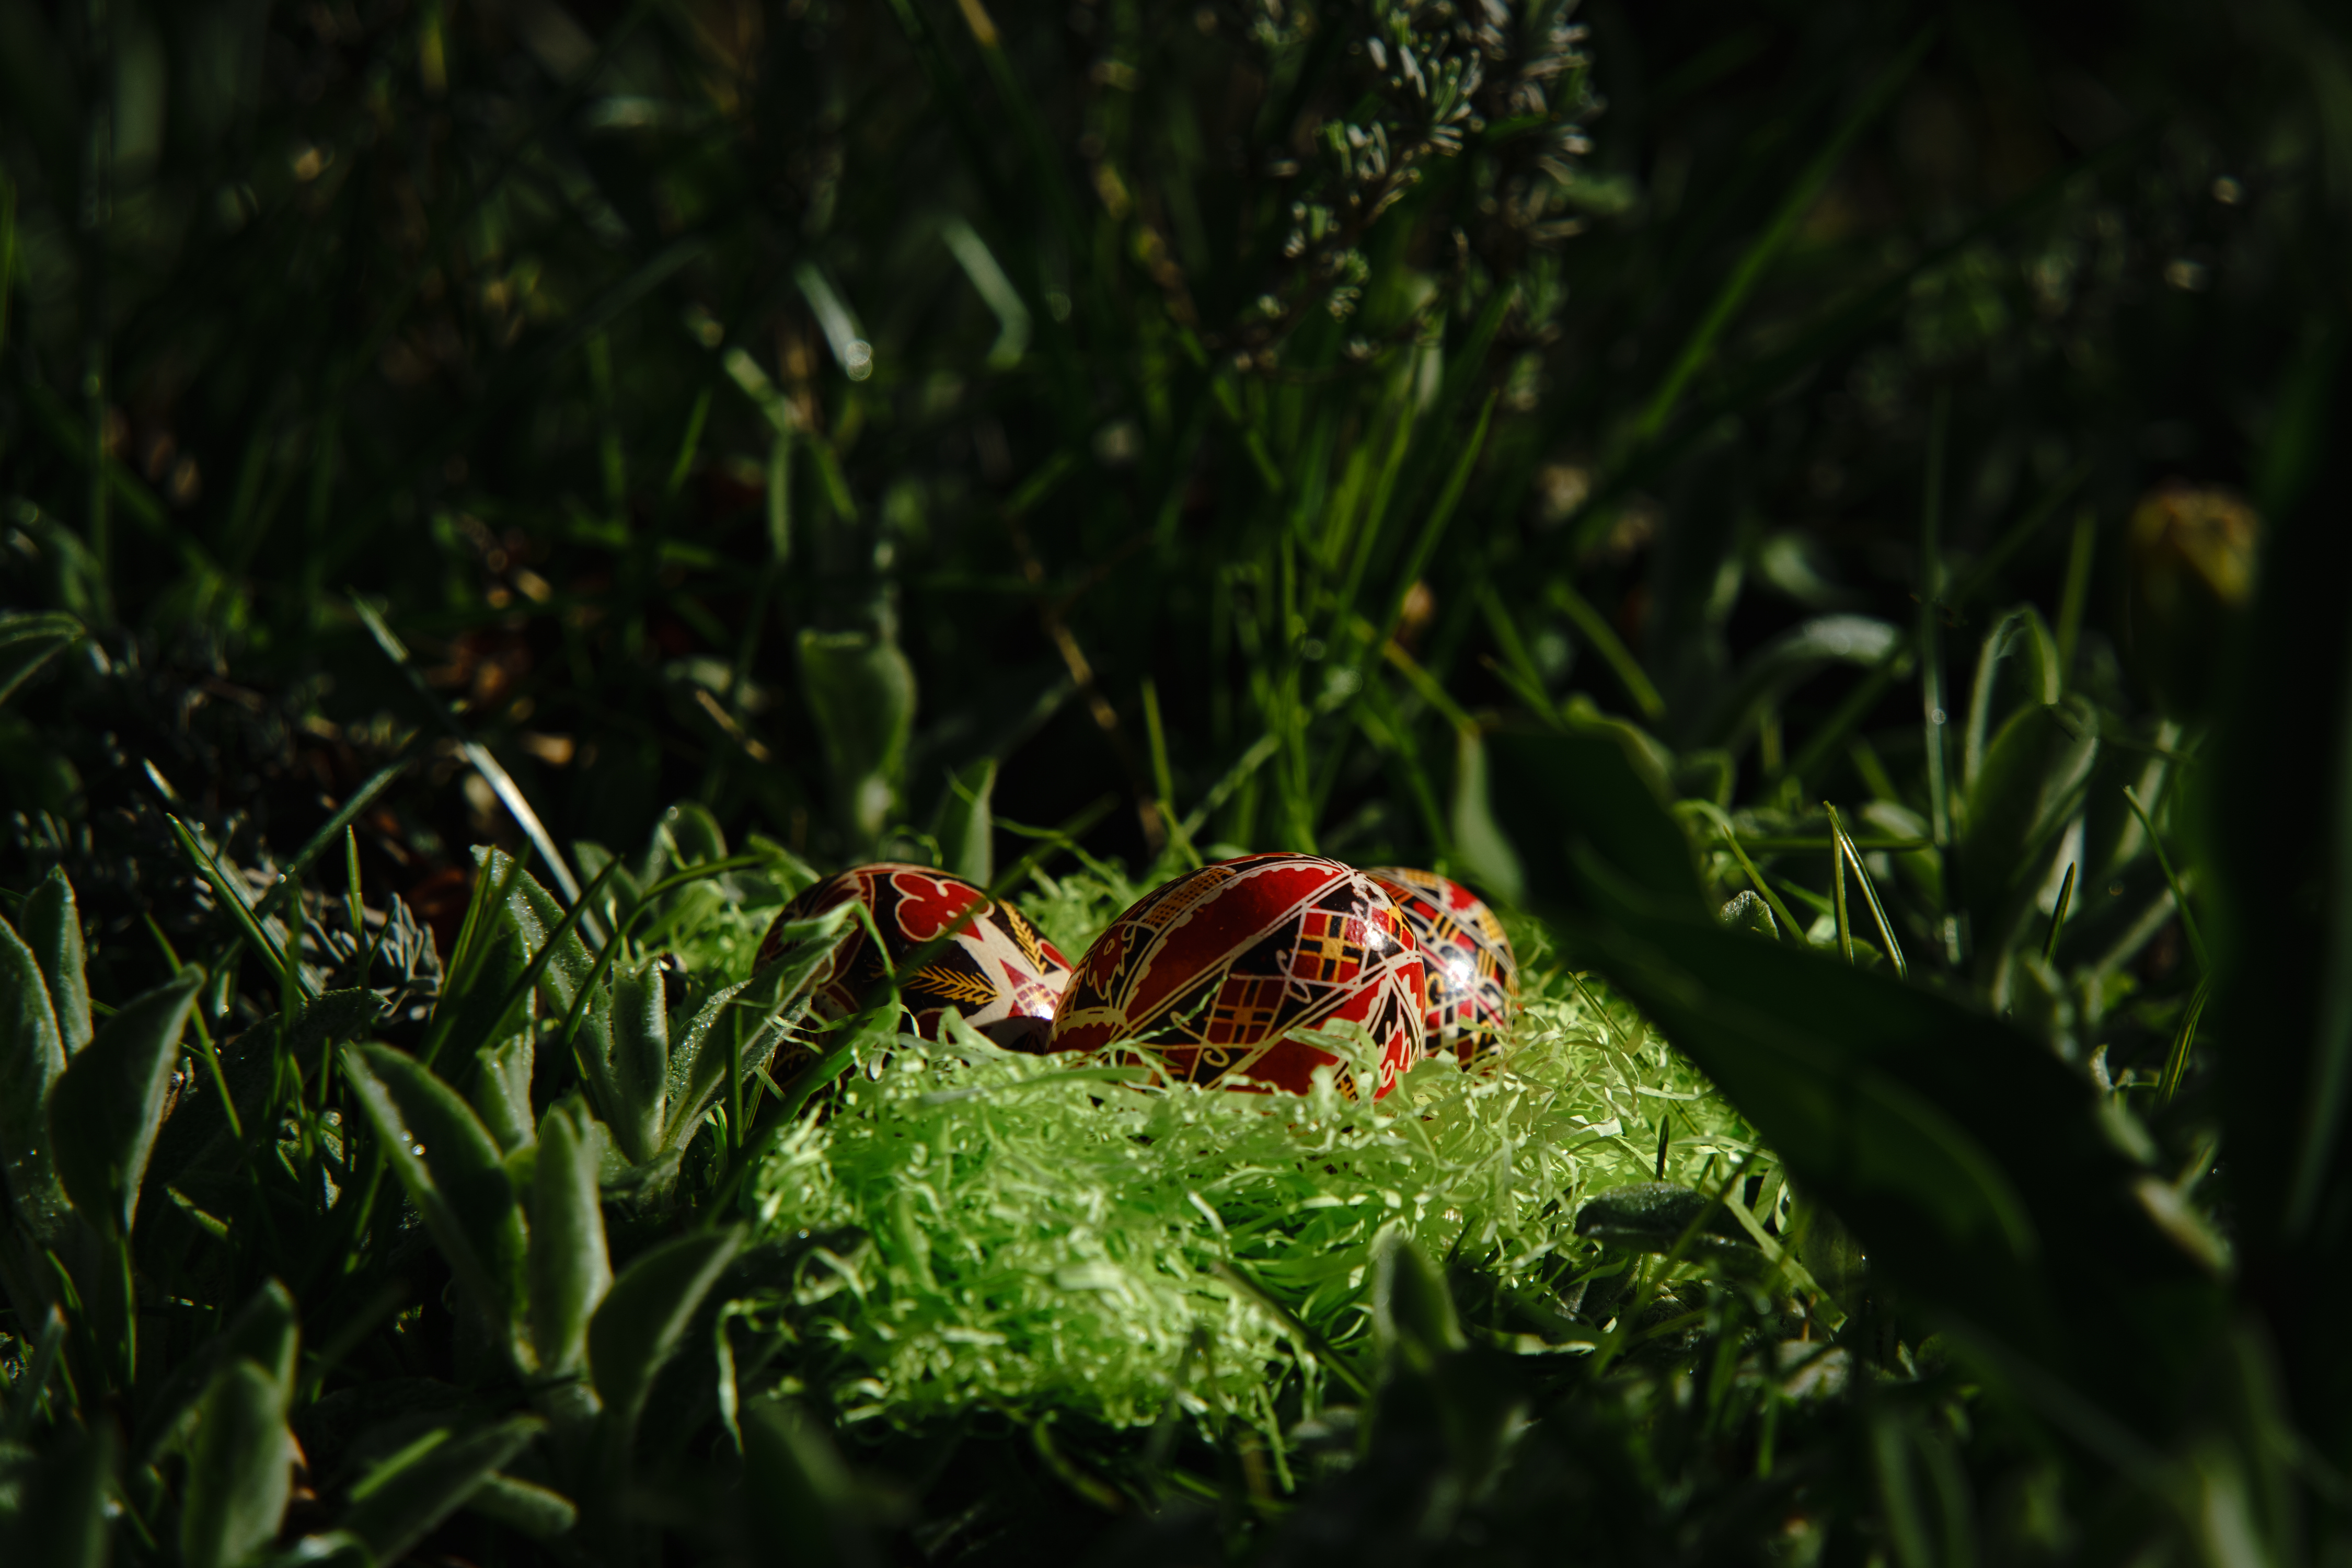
4, 0, 2352, 1562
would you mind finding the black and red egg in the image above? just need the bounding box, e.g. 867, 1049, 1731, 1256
1363, 867, 1519, 1063
1048, 854, 1426, 1099
755, 864, 1074, 1059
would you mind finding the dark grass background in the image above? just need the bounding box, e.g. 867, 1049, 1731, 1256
4, 0, 2351, 1562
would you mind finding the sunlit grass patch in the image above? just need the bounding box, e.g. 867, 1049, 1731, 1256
742, 886, 1754, 1443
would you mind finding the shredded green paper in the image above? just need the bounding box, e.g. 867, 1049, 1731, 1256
741, 880, 1756, 1446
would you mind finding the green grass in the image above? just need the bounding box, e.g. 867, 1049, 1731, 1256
4, 0, 2352, 1562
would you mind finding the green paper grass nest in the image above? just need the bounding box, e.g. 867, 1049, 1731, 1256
739, 869, 1756, 1444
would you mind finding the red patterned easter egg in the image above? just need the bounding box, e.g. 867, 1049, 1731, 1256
755, 864, 1073, 1054
1364, 868, 1519, 1064
1048, 855, 1426, 1099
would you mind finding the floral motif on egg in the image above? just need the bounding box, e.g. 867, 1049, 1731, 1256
1049, 854, 1426, 1100
755, 864, 1074, 1073
1363, 867, 1519, 1064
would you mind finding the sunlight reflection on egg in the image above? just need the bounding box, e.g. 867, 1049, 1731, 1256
1363, 867, 1520, 1064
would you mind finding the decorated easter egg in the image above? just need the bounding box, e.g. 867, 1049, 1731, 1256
1364, 867, 1519, 1064
1049, 854, 1426, 1099
755, 863, 1073, 1053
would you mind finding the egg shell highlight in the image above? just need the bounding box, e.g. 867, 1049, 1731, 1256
1049, 854, 1426, 1099
755, 864, 1074, 1065
1364, 867, 1520, 1064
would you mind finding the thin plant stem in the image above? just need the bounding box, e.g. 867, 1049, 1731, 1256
1827, 802, 1907, 978
2044, 862, 2077, 964
2123, 785, 2209, 972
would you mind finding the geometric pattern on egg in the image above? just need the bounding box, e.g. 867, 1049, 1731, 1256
1048, 854, 1425, 1100
1363, 867, 1519, 1065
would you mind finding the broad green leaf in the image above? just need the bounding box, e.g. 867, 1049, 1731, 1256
659, 977, 748, 1152
472, 1031, 535, 1156
2, 1304, 65, 1447
2198, 463, 2352, 1451
1791, 1192, 1870, 1312
1697, 614, 1902, 754
661, 914, 851, 1152
653, 799, 729, 873
1719, 890, 1781, 940
1861, 799, 1944, 908
463, 1472, 579, 1540
132, 1279, 298, 1468
530, 1099, 612, 1380
2077, 721, 2179, 885
1448, 728, 1524, 906
22, 868, 90, 1053
503, 852, 600, 1019
588, 1226, 741, 1439
1486, 717, 1707, 920
1370, 1229, 1466, 1373
1555, 899, 2219, 1428
341, 1044, 526, 1341
1961, 695, 2098, 984
1961, 606, 2059, 790
428, 851, 534, 1064
1364, 1230, 1520, 1496
572, 839, 639, 936
745, 832, 823, 898
0, 609, 83, 707
799, 625, 916, 854
740, 1398, 881, 1568
45, 966, 202, 1238
1573, 1181, 1757, 1262
180, 1359, 295, 1568
932, 757, 996, 887
0, 914, 70, 1244
337, 1415, 543, 1566
12, 1418, 113, 1568
218, 1276, 300, 1405
146, 994, 373, 1198
606, 958, 670, 1163
280, 989, 386, 1057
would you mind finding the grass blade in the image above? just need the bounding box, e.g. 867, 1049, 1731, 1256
1829, 802, 1908, 978
472, 855, 622, 1074
0, 610, 86, 708
1549, 579, 1665, 722
1830, 811, 1854, 962
167, 814, 310, 1000
1782, 459, 2089, 786
1630, 29, 1933, 441
2124, 785, 2209, 972
1678, 801, 1803, 943
349, 596, 589, 918
2045, 862, 2077, 964
255, 754, 412, 924
1369, 391, 1496, 661
2160, 976, 2213, 1106
339, 1415, 545, 1566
